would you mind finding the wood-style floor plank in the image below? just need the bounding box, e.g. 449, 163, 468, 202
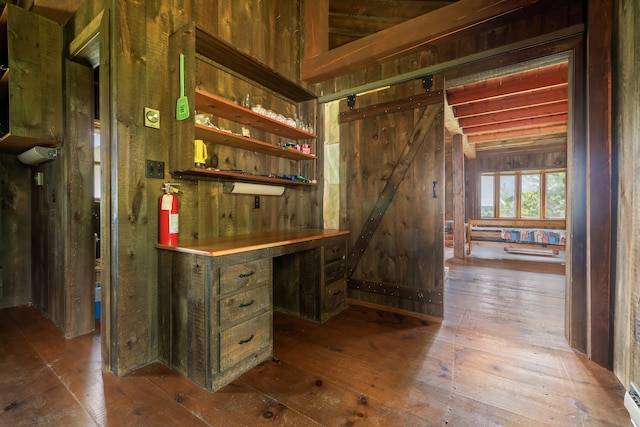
0, 259, 629, 426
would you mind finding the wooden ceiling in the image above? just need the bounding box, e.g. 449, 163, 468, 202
446, 62, 569, 156
328, 0, 458, 49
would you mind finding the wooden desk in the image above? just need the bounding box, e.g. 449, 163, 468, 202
156, 229, 349, 391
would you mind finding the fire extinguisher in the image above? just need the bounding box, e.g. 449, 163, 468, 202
159, 183, 180, 245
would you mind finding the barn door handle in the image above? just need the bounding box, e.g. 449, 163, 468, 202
432, 181, 438, 198
239, 271, 255, 279
239, 299, 255, 308
239, 334, 255, 345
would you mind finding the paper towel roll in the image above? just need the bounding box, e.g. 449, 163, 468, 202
227, 182, 285, 196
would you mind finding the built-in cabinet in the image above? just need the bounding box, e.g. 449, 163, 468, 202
169, 22, 317, 186
157, 230, 349, 392
0, 4, 63, 154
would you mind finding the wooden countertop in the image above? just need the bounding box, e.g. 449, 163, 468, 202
155, 229, 349, 257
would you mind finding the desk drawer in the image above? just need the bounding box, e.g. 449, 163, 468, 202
219, 285, 270, 325
325, 258, 346, 284
324, 280, 346, 312
220, 311, 271, 371
220, 259, 270, 295
324, 242, 346, 263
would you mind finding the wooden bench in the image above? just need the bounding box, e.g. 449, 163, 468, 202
467, 219, 566, 255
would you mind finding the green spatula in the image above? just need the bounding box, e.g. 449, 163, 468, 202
176, 53, 189, 120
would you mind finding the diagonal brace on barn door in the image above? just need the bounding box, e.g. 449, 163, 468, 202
346, 103, 442, 278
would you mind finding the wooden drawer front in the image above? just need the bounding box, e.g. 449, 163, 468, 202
220, 311, 271, 371
219, 259, 270, 295
325, 258, 346, 284
324, 242, 345, 263
324, 280, 346, 312
219, 285, 270, 326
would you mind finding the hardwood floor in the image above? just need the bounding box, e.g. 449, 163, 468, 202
0, 262, 628, 426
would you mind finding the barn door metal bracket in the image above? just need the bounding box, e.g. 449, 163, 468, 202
422, 74, 434, 92
347, 94, 357, 110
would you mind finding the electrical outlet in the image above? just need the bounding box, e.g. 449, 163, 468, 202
254, 195, 260, 209
146, 160, 164, 179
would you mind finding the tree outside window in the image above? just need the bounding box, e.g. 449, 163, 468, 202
521, 174, 540, 217
546, 172, 566, 218
499, 175, 516, 217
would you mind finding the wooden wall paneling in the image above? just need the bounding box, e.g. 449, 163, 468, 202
192, 0, 218, 36
64, 60, 95, 337
156, 249, 172, 365
613, 0, 640, 388
111, 0, 154, 373
0, 155, 31, 308
452, 134, 465, 259
304, 0, 328, 58
177, 180, 199, 241
197, 180, 220, 239
586, 0, 612, 368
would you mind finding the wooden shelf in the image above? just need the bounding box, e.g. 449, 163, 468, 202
195, 26, 315, 103
172, 168, 317, 187
0, 133, 58, 154
195, 89, 317, 141
195, 124, 316, 160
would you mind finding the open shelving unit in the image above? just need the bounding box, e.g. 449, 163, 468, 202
169, 23, 317, 187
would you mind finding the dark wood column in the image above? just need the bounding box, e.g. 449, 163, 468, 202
586, 0, 612, 367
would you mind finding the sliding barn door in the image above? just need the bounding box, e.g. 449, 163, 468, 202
341, 91, 445, 318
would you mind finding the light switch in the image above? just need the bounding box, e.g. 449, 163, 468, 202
144, 107, 160, 129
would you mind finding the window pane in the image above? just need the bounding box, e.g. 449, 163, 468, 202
499, 175, 516, 217
521, 174, 540, 218
546, 172, 566, 218
480, 175, 495, 218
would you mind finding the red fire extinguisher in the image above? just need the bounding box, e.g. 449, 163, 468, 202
159, 183, 179, 245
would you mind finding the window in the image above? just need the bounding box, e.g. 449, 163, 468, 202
499, 175, 516, 217
480, 170, 566, 219
480, 175, 495, 217
545, 172, 566, 218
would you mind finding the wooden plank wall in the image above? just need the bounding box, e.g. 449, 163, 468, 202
0, 155, 31, 308
59, 0, 316, 375
613, 0, 639, 389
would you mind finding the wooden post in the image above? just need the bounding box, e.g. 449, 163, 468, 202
586, 0, 612, 368
452, 134, 465, 259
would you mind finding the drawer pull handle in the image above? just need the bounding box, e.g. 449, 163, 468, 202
239, 271, 255, 279
239, 334, 255, 345
239, 299, 255, 308
333, 290, 342, 296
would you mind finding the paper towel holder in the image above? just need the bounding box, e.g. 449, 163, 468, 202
224, 182, 285, 196
18, 146, 58, 165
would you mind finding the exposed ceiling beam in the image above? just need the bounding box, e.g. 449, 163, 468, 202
446, 63, 568, 105
467, 124, 567, 143
303, 0, 541, 83
463, 113, 568, 134
453, 86, 568, 117
458, 101, 567, 128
